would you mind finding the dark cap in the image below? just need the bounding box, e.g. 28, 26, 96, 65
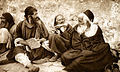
2, 12, 14, 24
24, 6, 37, 17
84, 10, 94, 22
2, 12, 15, 29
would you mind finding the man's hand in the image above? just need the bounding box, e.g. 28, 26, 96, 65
18, 40, 28, 46
60, 26, 66, 32
55, 24, 67, 29
39, 38, 46, 43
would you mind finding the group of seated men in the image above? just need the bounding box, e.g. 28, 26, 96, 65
0, 6, 119, 72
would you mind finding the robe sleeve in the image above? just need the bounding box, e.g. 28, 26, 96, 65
14, 21, 23, 39
82, 37, 91, 49
6, 31, 12, 49
38, 20, 49, 39
72, 33, 85, 50
60, 24, 73, 40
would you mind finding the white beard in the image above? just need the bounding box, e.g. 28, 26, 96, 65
77, 25, 87, 35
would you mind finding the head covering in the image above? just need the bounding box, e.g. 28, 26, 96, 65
84, 10, 94, 22
2, 12, 15, 30
24, 6, 37, 18
54, 14, 64, 26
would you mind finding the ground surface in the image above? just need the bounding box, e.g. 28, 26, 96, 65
0, 61, 65, 72
0, 51, 65, 72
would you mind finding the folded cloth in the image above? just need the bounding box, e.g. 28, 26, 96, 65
42, 40, 53, 52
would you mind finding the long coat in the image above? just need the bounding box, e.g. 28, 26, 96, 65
49, 24, 73, 55
61, 25, 114, 72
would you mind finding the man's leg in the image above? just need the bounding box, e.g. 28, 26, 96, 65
0, 43, 7, 54
15, 53, 31, 67
15, 53, 40, 72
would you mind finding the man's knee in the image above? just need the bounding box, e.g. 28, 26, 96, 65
61, 52, 66, 60
15, 53, 31, 67
0, 28, 9, 33
61, 50, 72, 59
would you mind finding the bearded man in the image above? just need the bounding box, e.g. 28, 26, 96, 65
5, 6, 53, 72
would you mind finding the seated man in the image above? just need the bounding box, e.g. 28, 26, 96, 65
0, 12, 15, 54
49, 14, 73, 62
61, 10, 114, 72
6, 6, 53, 72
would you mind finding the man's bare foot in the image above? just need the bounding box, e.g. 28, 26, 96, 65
27, 64, 40, 72
28, 66, 39, 72
32, 57, 49, 64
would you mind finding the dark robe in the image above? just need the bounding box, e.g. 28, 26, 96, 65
7, 19, 53, 61
49, 24, 73, 55
61, 25, 114, 72
0, 43, 7, 54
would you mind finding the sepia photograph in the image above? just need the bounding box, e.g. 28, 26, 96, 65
0, 0, 120, 72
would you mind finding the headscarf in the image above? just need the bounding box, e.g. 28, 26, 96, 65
2, 12, 15, 30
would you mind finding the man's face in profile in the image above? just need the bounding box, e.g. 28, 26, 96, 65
56, 15, 65, 24
30, 11, 38, 24
31, 11, 38, 21
0, 16, 7, 28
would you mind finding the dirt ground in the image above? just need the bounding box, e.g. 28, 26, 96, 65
0, 51, 65, 72
0, 61, 65, 72
0, 51, 120, 72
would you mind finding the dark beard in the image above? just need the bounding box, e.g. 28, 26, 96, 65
30, 16, 37, 25
31, 17, 38, 25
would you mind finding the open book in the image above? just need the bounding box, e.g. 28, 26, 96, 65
26, 38, 41, 49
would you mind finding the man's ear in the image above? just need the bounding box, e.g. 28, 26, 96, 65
86, 21, 91, 28
27, 15, 32, 23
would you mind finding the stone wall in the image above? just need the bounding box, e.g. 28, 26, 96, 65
0, 0, 120, 48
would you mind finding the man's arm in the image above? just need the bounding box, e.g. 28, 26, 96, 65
37, 19, 49, 39
14, 21, 23, 39
14, 21, 29, 46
